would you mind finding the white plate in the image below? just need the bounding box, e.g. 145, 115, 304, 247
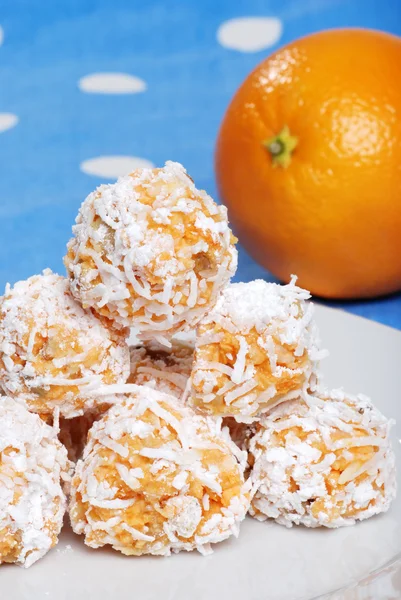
2, 305, 401, 600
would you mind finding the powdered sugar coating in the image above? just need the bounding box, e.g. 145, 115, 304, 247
69, 385, 250, 556
64, 161, 237, 341
249, 388, 396, 528
128, 340, 194, 400
0, 271, 130, 418
0, 396, 71, 567
190, 278, 325, 422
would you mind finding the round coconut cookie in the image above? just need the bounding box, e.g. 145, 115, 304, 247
64, 161, 237, 343
128, 340, 194, 399
249, 389, 396, 528
0, 271, 130, 418
0, 396, 71, 568
190, 278, 325, 422
69, 386, 250, 556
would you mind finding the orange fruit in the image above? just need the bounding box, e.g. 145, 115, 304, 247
215, 28, 401, 299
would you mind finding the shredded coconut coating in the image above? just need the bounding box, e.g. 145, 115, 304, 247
0, 397, 72, 568
128, 340, 194, 400
64, 161, 238, 341
249, 388, 396, 528
0, 271, 130, 418
69, 386, 250, 556
190, 278, 325, 422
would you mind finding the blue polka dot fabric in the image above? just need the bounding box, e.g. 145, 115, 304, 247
0, 0, 400, 328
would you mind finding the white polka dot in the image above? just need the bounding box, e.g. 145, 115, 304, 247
78, 73, 147, 94
0, 113, 18, 133
0, 26, 4, 47
217, 17, 282, 52
80, 156, 155, 179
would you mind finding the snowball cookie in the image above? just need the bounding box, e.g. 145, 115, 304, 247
69, 386, 250, 556
64, 161, 238, 344
190, 278, 324, 422
249, 389, 396, 528
0, 271, 130, 418
128, 340, 194, 399
0, 397, 71, 567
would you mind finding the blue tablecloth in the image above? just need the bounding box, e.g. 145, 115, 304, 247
1, 0, 400, 329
